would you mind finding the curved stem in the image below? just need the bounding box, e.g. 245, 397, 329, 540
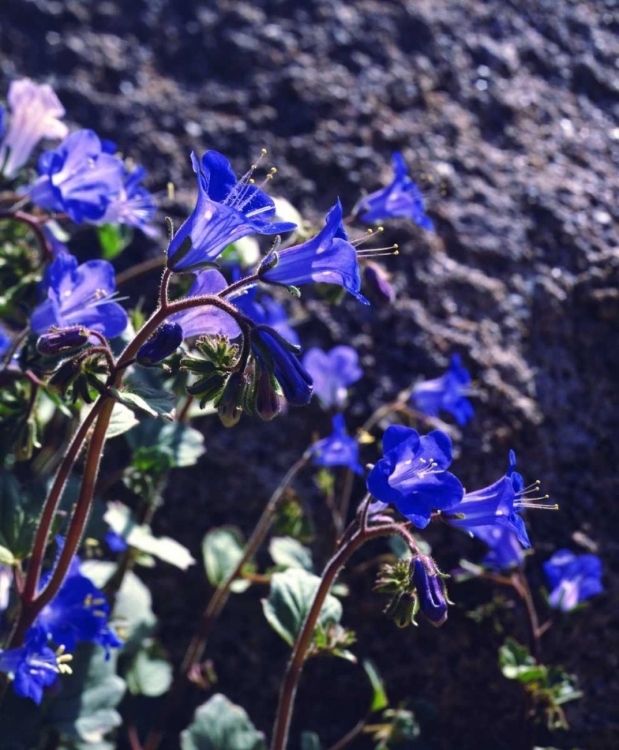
218, 273, 259, 299
510, 570, 541, 661
270, 519, 399, 750
21, 401, 104, 604
143, 453, 311, 750
0, 210, 53, 261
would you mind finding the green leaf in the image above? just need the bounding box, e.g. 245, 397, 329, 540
363, 659, 389, 712
0, 543, 16, 564
97, 223, 133, 260
104, 502, 195, 570
300, 732, 322, 750
126, 419, 205, 467
46, 644, 125, 745
126, 647, 173, 697
0, 471, 40, 560
181, 694, 266, 750
112, 386, 176, 421
80, 402, 139, 440
262, 569, 342, 647
499, 638, 546, 682
202, 527, 250, 593
269, 537, 313, 571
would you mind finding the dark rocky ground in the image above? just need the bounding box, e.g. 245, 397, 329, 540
1, 0, 619, 748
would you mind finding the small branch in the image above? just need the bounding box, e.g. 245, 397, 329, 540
218, 272, 260, 299
510, 570, 542, 661
0, 209, 53, 261
143, 453, 311, 750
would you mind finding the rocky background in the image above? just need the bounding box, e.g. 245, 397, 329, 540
1, 0, 618, 748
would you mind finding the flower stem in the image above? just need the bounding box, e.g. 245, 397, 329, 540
270, 517, 401, 750
143, 453, 311, 750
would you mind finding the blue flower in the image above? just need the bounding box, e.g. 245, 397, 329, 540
476, 526, 524, 571
105, 531, 128, 553
31, 252, 128, 339
544, 550, 603, 612
411, 354, 474, 426
98, 165, 157, 235
38, 556, 121, 656
444, 451, 536, 548
0, 325, 10, 357
137, 322, 184, 365
0, 78, 68, 178
28, 129, 125, 224
170, 269, 242, 340
412, 556, 449, 626
232, 284, 299, 346
366, 426, 463, 528
252, 327, 313, 406
311, 414, 363, 474
355, 152, 434, 230
0, 627, 61, 704
167, 150, 296, 271
302, 345, 362, 409
260, 200, 368, 304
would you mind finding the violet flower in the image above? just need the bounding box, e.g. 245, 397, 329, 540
0, 78, 68, 178
167, 150, 296, 271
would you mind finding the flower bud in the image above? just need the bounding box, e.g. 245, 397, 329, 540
253, 366, 282, 421
137, 322, 183, 366
217, 371, 247, 427
36, 326, 89, 356
411, 556, 449, 627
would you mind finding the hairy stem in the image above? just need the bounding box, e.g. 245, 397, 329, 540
271, 518, 399, 750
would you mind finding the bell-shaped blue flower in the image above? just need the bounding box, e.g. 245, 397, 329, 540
0, 78, 68, 178
311, 414, 363, 474
252, 327, 313, 406
302, 345, 363, 409
260, 200, 368, 304
412, 556, 449, 626
445, 451, 536, 548
355, 152, 434, 230
475, 525, 524, 571
98, 165, 157, 235
28, 129, 125, 224
411, 354, 474, 426
0, 627, 61, 704
367, 426, 463, 528
31, 251, 128, 339
167, 151, 296, 271
37, 555, 121, 656
544, 550, 603, 612
171, 269, 242, 340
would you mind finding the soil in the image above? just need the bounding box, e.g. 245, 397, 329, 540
1, 1, 618, 749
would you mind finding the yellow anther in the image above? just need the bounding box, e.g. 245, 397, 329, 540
261, 148, 268, 155
270, 167, 277, 175
167, 182, 175, 201
249, 178, 255, 184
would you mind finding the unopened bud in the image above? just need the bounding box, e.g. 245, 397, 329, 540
411, 556, 449, 627
137, 322, 183, 366
37, 326, 89, 356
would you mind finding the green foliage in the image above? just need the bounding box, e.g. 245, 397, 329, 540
261, 568, 343, 649
271, 493, 314, 544
125, 642, 173, 697
126, 419, 206, 468
300, 732, 322, 750
104, 502, 195, 570
499, 638, 583, 729
269, 536, 313, 571
97, 223, 133, 260
181, 694, 266, 750
0, 470, 42, 561
46, 644, 126, 747
202, 526, 251, 594
363, 659, 389, 713
112, 384, 176, 421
